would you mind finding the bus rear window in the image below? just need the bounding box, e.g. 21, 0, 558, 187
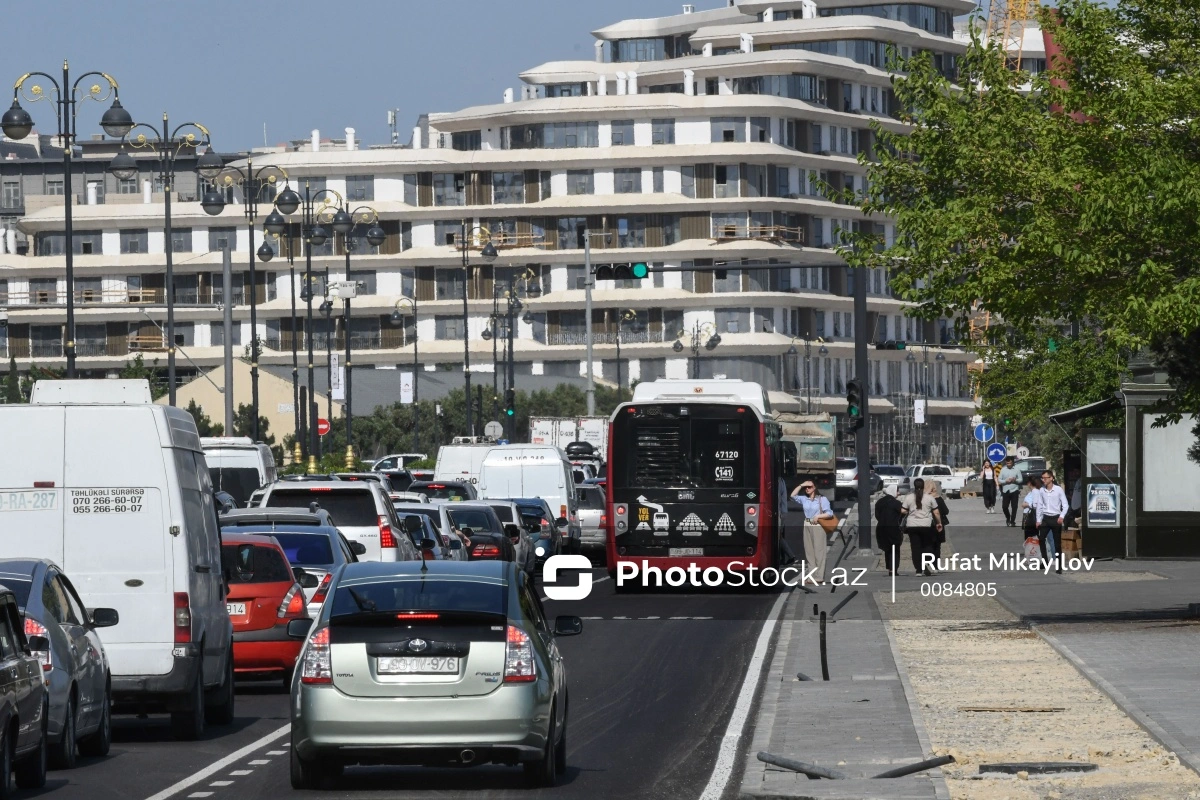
612, 407, 758, 489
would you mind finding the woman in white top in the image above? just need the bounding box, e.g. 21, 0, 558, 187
981, 462, 997, 513
901, 478, 943, 576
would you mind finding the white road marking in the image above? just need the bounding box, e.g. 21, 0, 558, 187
229, 770, 253, 776
698, 590, 789, 800
187, 794, 213, 798
266, 750, 286, 756
141, 723, 289, 800
208, 782, 232, 787
248, 760, 271, 765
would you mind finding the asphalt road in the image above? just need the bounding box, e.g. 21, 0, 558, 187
34, 570, 782, 800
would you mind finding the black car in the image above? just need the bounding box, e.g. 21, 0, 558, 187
375, 469, 414, 493
408, 480, 479, 502
0, 582, 49, 792
464, 532, 518, 563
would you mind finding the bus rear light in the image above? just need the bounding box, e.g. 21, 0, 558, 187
747, 506, 757, 516
746, 547, 755, 555
616, 506, 626, 516
174, 592, 192, 644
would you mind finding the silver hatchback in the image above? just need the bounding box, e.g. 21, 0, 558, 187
288, 560, 581, 789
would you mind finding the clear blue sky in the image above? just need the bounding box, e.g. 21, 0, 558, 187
6, 0, 692, 152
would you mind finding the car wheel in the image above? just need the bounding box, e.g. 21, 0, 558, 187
524, 709, 558, 787
49, 693, 76, 769
554, 700, 568, 774
169, 664, 206, 741
14, 700, 47, 789
290, 745, 332, 790
0, 723, 12, 800
206, 648, 236, 726
78, 681, 111, 758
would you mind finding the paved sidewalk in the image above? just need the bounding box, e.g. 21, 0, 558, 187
740, 553, 949, 800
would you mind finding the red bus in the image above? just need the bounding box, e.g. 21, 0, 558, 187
604, 380, 790, 579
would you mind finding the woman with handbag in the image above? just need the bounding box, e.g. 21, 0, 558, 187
900, 478, 943, 576
789, 480, 836, 585
928, 480, 949, 559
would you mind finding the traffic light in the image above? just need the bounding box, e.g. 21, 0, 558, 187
504, 388, 516, 418
846, 379, 865, 429
594, 263, 650, 280
631, 262, 649, 279
874, 340, 906, 351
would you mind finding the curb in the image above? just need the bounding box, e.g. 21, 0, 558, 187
878, 596, 952, 800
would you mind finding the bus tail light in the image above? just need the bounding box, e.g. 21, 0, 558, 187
744, 504, 759, 533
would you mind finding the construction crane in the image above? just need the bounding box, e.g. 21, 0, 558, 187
984, 0, 1040, 67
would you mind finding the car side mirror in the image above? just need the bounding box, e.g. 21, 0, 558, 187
349, 541, 367, 556
449, 539, 463, 551
287, 619, 314, 639
504, 524, 521, 539
460, 526, 474, 537
553, 615, 583, 636
294, 569, 319, 589
27, 635, 49, 653
89, 608, 120, 628
404, 515, 424, 533
420, 538, 438, 551
556, 517, 569, 528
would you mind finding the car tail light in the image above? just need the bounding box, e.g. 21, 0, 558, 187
300, 627, 332, 685
174, 592, 191, 644
473, 544, 501, 558
396, 612, 440, 621
278, 584, 306, 618
379, 515, 396, 549
600, 513, 607, 526
311, 573, 332, 605
23, 618, 52, 672
504, 625, 536, 683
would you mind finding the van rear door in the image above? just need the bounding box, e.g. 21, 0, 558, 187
0, 406, 67, 565
61, 406, 175, 677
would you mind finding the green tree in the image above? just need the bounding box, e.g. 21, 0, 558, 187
848, 0, 1200, 456
185, 400, 224, 437
119, 355, 167, 400
21, 364, 64, 400
4, 357, 22, 404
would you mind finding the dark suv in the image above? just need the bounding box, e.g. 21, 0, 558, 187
0, 582, 49, 791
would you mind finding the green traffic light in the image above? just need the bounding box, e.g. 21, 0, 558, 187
848, 405, 859, 417
632, 262, 648, 279
506, 408, 515, 417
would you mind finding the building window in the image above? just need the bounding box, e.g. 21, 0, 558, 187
714, 165, 739, 198
566, 265, 587, 291
651, 118, 675, 145
611, 119, 635, 146
171, 228, 192, 253
435, 315, 463, 340
30, 278, 57, 304
403, 174, 418, 205
614, 168, 642, 194
492, 171, 525, 204
209, 227, 237, 252
46, 178, 64, 196
615, 216, 646, 248
117, 176, 139, 194
711, 117, 747, 144
566, 170, 594, 196
345, 175, 374, 201
557, 217, 588, 250
682, 166, 696, 198
451, 130, 481, 151
2, 180, 21, 209
750, 117, 771, 143
120, 229, 149, 254
435, 270, 465, 300
434, 220, 461, 246
539, 170, 552, 201
433, 173, 465, 206
503, 121, 599, 150
653, 167, 664, 193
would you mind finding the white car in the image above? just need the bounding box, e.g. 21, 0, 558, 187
874, 464, 906, 490
898, 464, 966, 498
261, 481, 420, 562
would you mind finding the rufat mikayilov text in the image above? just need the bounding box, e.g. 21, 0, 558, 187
921, 553, 1096, 575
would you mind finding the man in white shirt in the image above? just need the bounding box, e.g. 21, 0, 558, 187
1037, 470, 1070, 573
998, 457, 1023, 527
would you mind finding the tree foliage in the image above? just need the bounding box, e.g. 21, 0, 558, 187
847, 0, 1200, 455
4, 357, 22, 404
119, 355, 167, 400
185, 400, 224, 437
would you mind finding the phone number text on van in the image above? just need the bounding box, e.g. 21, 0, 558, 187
70, 488, 147, 514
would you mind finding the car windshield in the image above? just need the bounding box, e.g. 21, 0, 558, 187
266, 488, 378, 526
209, 467, 261, 507
330, 578, 505, 617
577, 488, 605, 509
1, 577, 32, 609
489, 505, 515, 522
260, 532, 335, 566
515, 503, 547, 520
836, 459, 857, 470
447, 508, 500, 533
414, 484, 470, 501
221, 543, 294, 584
876, 466, 905, 477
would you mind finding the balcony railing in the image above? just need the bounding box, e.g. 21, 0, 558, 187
0, 288, 259, 307
713, 224, 806, 244
547, 330, 655, 347
128, 335, 166, 352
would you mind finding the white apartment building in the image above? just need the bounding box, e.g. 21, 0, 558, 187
1, 0, 979, 464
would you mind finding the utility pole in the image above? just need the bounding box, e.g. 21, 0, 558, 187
584, 228, 595, 416
854, 266, 872, 551
221, 245, 234, 435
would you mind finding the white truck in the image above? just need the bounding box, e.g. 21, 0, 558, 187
432, 442, 497, 485
200, 436, 276, 508
529, 417, 610, 462
898, 464, 967, 499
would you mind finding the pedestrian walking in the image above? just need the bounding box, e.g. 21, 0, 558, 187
789, 480, 835, 585
981, 462, 997, 513
928, 480, 949, 559
874, 485, 905, 576
1038, 470, 1069, 574
900, 477, 943, 576
1020, 475, 1044, 557
998, 456, 1022, 526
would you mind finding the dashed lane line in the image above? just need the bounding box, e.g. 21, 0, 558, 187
141, 723, 290, 800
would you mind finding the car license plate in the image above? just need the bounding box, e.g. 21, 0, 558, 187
377, 656, 459, 674
669, 548, 703, 557
226, 603, 246, 617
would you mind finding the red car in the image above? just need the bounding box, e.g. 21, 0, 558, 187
221, 533, 309, 686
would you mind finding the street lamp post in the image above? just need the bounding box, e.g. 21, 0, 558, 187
214, 161, 290, 440
337, 207, 384, 466
672, 321, 721, 380
391, 298, 419, 452
264, 182, 348, 473
109, 115, 226, 405
615, 309, 637, 402
458, 221, 498, 438
482, 268, 539, 441
3, 62, 134, 379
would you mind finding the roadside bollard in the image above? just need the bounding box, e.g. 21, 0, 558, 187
757, 752, 847, 780
829, 590, 858, 619
819, 611, 830, 681
872, 755, 956, 778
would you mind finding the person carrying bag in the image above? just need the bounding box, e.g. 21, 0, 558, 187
789, 481, 835, 585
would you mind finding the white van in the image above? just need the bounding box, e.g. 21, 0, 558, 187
433, 444, 495, 485
476, 445, 580, 552
0, 380, 234, 740
201, 436, 277, 508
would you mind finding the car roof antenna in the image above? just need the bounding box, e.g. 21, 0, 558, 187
419, 539, 428, 573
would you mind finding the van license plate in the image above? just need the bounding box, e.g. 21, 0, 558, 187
669, 548, 704, 557
377, 656, 458, 674
226, 603, 246, 616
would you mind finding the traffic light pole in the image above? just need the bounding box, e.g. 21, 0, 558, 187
854, 265, 872, 551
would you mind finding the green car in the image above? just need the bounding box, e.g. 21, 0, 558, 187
287, 560, 581, 790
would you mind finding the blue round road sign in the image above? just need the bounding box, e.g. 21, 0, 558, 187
987, 443, 1007, 464
974, 423, 994, 443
